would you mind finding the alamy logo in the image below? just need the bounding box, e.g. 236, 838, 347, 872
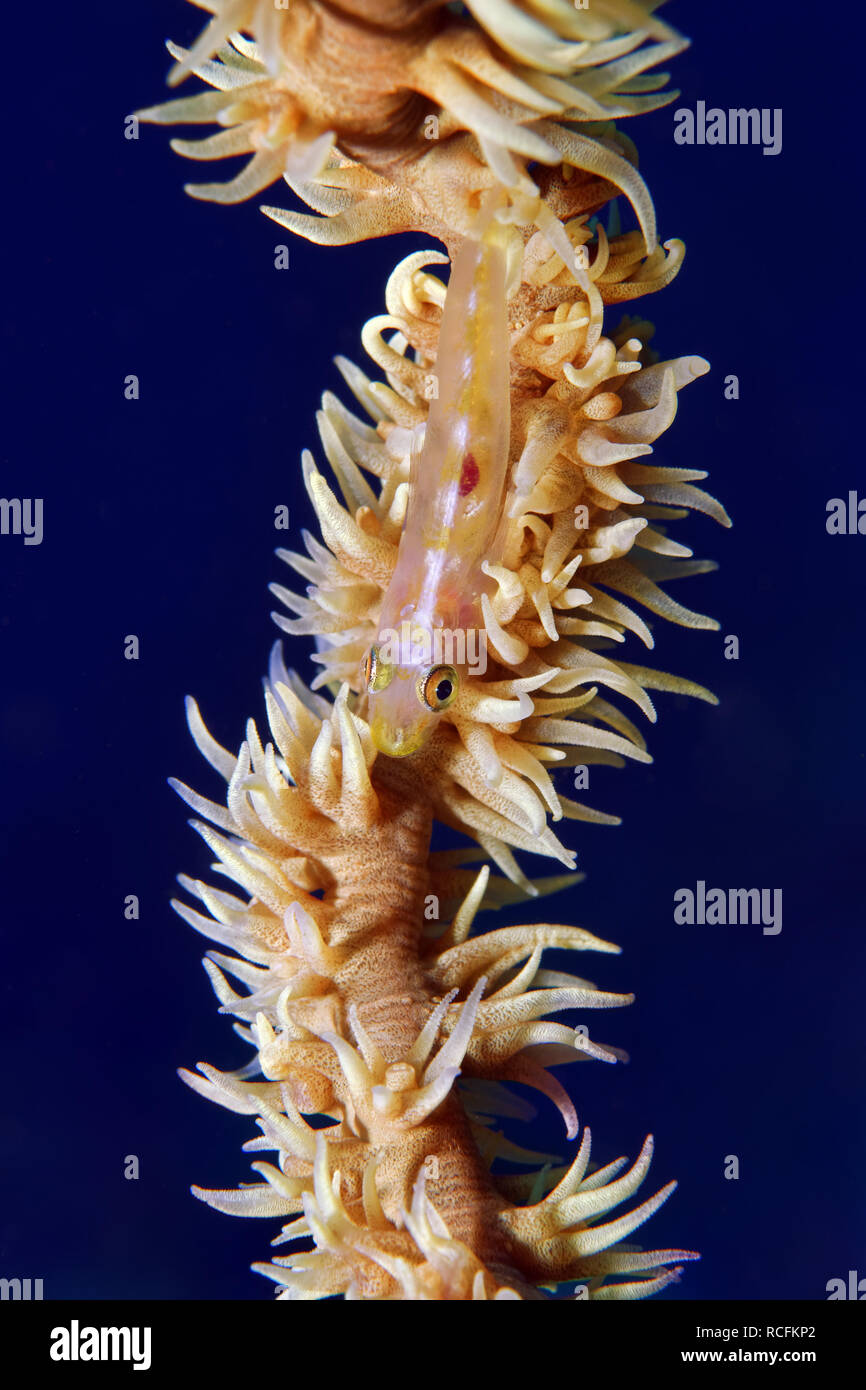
826, 492, 866, 535
49, 1320, 152, 1372
0, 1276, 43, 1299
674, 880, 782, 935
826, 1270, 866, 1299
674, 102, 782, 156
0, 497, 43, 545
378, 622, 487, 676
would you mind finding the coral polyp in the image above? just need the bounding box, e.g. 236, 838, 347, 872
138, 0, 685, 263
143, 0, 725, 1298
172, 676, 699, 1299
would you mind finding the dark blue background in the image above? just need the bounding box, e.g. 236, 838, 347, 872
1, 1, 863, 1299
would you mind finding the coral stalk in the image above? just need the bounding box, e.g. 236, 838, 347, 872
174, 677, 697, 1298
143, 0, 723, 1299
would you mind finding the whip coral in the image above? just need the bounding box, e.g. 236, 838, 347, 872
143, 0, 727, 1298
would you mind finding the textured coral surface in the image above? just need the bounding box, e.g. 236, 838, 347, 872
144, 0, 726, 1298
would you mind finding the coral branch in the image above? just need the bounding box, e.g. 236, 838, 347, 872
145, 0, 714, 1300
174, 684, 697, 1297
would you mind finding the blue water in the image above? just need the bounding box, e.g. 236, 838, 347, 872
1, 0, 863, 1298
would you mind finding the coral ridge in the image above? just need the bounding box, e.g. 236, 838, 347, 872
146, 0, 718, 1299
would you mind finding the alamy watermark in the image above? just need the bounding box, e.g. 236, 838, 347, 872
377, 622, 487, 677
1, 1276, 43, 1299
0, 497, 42, 545
674, 880, 782, 935
50, 1321, 151, 1371
826, 1270, 866, 1299
674, 102, 782, 157
826, 492, 866, 535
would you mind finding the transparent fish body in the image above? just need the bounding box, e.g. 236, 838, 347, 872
365, 198, 511, 757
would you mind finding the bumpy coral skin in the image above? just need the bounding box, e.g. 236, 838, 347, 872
274, 229, 729, 882
172, 676, 698, 1298
146, 0, 721, 1298
138, 0, 687, 268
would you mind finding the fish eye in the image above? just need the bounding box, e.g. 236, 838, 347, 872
364, 646, 394, 693
418, 664, 458, 712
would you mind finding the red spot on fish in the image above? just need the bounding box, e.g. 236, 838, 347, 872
459, 453, 480, 497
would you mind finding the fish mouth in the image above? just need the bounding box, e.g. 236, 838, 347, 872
370, 717, 427, 759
